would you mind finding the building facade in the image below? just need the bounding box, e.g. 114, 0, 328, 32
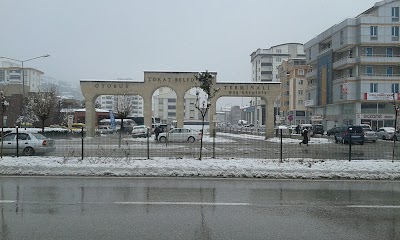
0, 61, 44, 93
304, 0, 400, 131
249, 43, 305, 126
153, 91, 199, 123
277, 58, 309, 125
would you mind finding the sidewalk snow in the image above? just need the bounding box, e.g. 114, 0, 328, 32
0, 156, 399, 180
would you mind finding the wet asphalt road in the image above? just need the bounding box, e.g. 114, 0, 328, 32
0, 177, 399, 240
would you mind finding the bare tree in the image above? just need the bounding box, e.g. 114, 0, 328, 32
195, 71, 219, 160
114, 94, 133, 147
27, 84, 59, 133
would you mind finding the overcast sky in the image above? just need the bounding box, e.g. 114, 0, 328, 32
0, 0, 379, 108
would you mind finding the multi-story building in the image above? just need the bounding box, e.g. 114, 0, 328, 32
153, 87, 199, 123
304, 0, 400, 131
250, 43, 305, 126
97, 95, 144, 117
0, 61, 44, 93
277, 59, 309, 125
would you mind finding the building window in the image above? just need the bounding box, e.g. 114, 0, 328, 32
298, 90, 303, 95
387, 48, 394, 57
340, 30, 344, 45
370, 26, 378, 36
370, 83, 378, 93
366, 47, 373, 56
387, 67, 393, 76
392, 83, 399, 93
167, 98, 176, 103
392, 26, 399, 36
308, 49, 311, 60
366, 66, 373, 76
276, 57, 281, 62
299, 79, 303, 85
392, 7, 399, 18
298, 69, 304, 75
276, 49, 281, 53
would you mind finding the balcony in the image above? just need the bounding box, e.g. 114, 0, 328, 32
359, 54, 400, 64
305, 70, 317, 79
359, 73, 400, 80
334, 74, 358, 81
333, 56, 357, 70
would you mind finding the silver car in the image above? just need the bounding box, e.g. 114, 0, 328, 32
363, 129, 378, 142
1, 132, 56, 156
376, 127, 395, 140
158, 128, 202, 142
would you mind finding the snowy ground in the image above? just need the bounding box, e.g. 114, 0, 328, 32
0, 129, 399, 180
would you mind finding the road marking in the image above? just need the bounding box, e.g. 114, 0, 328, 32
0, 200, 16, 203
114, 201, 251, 206
347, 205, 400, 209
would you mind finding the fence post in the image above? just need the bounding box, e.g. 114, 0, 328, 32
16, 126, 19, 157
147, 128, 150, 159
212, 128, 216, 159
348, 132, 352, 162
280, 128, 283, 163
81, 126, 84, 161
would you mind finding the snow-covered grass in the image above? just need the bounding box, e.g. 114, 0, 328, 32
0, 156, 398, 180
0, 129, 399, 180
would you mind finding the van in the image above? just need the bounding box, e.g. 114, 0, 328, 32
334, 126, 365, 144
313, 124, 324, 135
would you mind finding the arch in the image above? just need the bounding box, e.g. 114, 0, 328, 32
80, 71, 281, 138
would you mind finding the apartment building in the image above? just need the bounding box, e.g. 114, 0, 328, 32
277, 59, 309, 125
97, 95, 144, 117
153, 90, 199, 122
304, 0, 400, 131
249, 43, 305, 126
0, 61, 44, 93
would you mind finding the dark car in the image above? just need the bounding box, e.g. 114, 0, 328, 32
334, 126, 365, 144
327, 127, 340, 136
312, 124, 324, 135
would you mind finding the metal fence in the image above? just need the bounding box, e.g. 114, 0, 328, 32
2, 127, 400, 162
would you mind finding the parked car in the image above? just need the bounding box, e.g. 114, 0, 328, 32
312, 124, 324, 136
363, 129, 378, 142
1, 132, 56, 156
376, 127, 395, 140
327, 127, 340, 136
157, 128, 202, 142
334, 126, 365, 144
96, 126, 115, 134
131, 125, 150, 138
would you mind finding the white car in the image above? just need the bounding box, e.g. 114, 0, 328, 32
157, 128, 202, 142
1, 132, 56, 156
376, 127, 395, 140
96, 126, 115, 134
131, 125, 150, 138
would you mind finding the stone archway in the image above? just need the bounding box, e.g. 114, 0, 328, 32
80, 71, 281, 137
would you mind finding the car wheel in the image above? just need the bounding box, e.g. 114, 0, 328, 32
23, 147, 34, 156
159, 136, 167, 143
188, 136, 195, 143
335, 137, 338, 143
382, 135, 386, 140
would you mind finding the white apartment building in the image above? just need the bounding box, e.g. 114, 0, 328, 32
277, 59, 309, 125
249, 43, 305, 126
0, 61, 44, 93
304, 0, 400, 131
153, 91, 199, 122
97, 95, 144, 117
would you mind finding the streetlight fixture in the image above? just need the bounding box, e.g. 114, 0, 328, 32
0, 54, 50, 126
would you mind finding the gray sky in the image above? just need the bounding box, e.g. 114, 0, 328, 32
0, 0, 379, 108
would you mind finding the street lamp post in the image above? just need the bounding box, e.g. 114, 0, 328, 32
0, 54, 50, 126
